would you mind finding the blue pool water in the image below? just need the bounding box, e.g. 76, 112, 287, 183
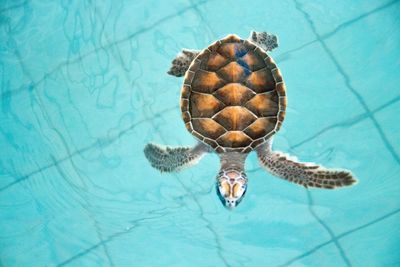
1, 0, 399, 266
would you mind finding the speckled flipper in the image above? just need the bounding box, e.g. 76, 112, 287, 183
167, 49, 200, 77
256, 141, 357, 189
144, 143, 210, 172
248, 31, 278, 52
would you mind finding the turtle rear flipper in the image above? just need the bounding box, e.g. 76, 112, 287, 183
167, 49, 199, 77
144, 142, 209, 172
256, 142, 357, 189
248, 31, 278, 52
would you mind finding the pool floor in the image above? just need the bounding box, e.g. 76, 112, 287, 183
0, 0, 399, 266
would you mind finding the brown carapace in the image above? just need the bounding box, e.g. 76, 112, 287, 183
180, 34, 286, 153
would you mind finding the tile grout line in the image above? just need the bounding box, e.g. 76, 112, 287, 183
140, 3, 229, 264
0, 105, 178, 193
241, 93, 400, 174
76, 5, 142, 265
6, 1, 399, 195
56, 208, 176, 266
293, 0, 400, 164
1, 1, 397, 264
305, 189, 352, 266
182, 4, 275, 265
2, 0, 397, 193
275, 0, 399, 61
291, 1, 358, 266
14, 0, 225, 266
2, 0, 392, 103
2, 1, 225, 263
290, 93, 400, 150
319, 0, 400, 40
147, 104, 230, 267
51, 156, 115, 266
291, 0, 400, 265
189, 0, 217, 40
0, 0, 28, 13
6, 42, 398, 195
55, 1, 228, 264
8, 21, 121, 267
0, 0, 213, 100
278, 207, 400, 266
315, 33, 400, 165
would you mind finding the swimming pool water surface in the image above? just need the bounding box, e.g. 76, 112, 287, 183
0, 0, 399, 266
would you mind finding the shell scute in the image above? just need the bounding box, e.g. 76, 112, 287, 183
192, 119, 226, 140
217, 131, 252, 148
276, 82, 286, 96
213, 83, 255, 106
245, 68, 275, 93
245, 91, 279, 117
264, 56, 277, 69
181, 35, 287, 152
217, 62, 249, 83
244, 117, 277, 139
213, 106, 257, 131
198, 51, 229, 71
240, 52, 265, 71
191, 70, 225, 93
190, 93, 225, 118
217, 42, 247, 59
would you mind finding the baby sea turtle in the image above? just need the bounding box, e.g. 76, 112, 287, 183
144, 31, 357, 209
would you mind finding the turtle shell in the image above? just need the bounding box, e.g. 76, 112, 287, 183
180, 34, 286, 153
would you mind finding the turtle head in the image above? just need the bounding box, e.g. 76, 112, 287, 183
216, 169, 248, 209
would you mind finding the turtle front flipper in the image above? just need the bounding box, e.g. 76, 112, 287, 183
167, 49, 200, 77
256, 141, 357, 189
144, 142, 209, 172
248, 31, 278, 52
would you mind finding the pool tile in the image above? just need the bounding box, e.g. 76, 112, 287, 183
295, 243, 350, 267
374, 100, 400, 157
293, 119, 400, 236
323, 1, 400, 110
296, 0, 397, 36
196, 0, 316, 54
340, 209, 400, 266
0, 174, 112, 265
0, 0, 399, 265
272, 42, 365, 150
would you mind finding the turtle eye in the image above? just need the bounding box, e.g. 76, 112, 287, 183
232, 183, 244, 198
237, 178, 245, 183
221, 182, 230, 197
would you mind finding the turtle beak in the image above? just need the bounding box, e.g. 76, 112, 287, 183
216, 188, 237, 210
225, 198, 237, 209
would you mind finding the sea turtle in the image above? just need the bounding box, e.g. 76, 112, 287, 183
144, 31, 357, 209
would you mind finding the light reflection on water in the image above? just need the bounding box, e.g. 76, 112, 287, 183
0, 0, 399, 266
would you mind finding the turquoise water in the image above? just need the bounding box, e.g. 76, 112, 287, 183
1, 0, 399, 266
